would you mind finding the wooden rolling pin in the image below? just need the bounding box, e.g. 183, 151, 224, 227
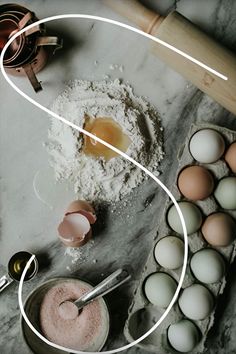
104, 0, 236, 115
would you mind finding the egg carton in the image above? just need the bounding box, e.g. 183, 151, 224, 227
124, 123, 236, 353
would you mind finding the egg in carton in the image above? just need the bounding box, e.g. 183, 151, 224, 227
124, 123, 236, 353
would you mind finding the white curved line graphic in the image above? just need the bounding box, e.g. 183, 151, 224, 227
0, 13, 192, 354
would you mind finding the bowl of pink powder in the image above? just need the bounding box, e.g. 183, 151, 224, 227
21, 278, 110, 353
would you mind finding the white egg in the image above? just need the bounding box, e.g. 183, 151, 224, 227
214, 177, 236, 210
144, 272, 177, 308
167, 202, 202, 235
178, 284, 214, 320
168, 320, 200, 352
189, 129, 225, 163
154, 236, 184, 269
190, 248, 225, 284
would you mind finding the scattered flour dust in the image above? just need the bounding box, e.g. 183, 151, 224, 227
47, 79, 164, 202
65, 240, 95, 267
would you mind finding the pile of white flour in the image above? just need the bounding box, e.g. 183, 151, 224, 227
47, 79, 164, 202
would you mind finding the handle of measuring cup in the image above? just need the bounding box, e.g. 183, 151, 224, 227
0, 274, 13, 293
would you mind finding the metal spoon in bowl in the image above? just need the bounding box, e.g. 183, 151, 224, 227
59, 268, 131, 320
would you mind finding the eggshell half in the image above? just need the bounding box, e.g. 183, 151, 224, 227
58, 213, 92, 247
65, 200, 96, 224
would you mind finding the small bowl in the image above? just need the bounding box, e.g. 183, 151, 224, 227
21, 278, 110, 354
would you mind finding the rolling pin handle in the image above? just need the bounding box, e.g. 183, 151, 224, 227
103, 0, 236, 115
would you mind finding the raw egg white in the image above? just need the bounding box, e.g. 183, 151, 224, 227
167, 202, 203, 235
190, 248, 225, 284
201, 212, 236, 247
168, 320, 200, 352
178, 165, 214, 201
178, 284, 214, 320
189, 129, 225, 163
225, 141, 236, 173
144, 272, 177, 308
214, 177, 236, 210
154, 236, 184, 270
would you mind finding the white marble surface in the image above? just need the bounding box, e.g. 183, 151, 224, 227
0, 0, 236, 353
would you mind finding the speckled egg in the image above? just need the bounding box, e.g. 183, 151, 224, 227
214, 177, 236, 210
168, 320, 201, 352
154, 236, 184, 269
178, 284, 214, 320
167, 202, 203, 235
190, 248, 225, 284
144, 272, 177, 308
189, 129, 225, 163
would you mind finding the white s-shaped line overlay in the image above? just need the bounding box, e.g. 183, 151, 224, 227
0, 12, 223, 354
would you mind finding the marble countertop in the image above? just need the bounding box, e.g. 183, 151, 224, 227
0, 0, 236, 353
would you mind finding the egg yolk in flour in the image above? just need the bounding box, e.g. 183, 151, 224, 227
83, 115, 131, 160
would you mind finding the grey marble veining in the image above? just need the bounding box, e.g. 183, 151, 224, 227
0, 0, 236, 353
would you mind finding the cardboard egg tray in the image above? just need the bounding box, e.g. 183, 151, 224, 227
124, 123, 236, 353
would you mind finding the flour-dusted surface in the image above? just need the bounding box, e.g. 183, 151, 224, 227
47, 79, 164, 202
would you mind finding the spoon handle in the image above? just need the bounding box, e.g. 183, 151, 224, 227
74, 269, 130, 310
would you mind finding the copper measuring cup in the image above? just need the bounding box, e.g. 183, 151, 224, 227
0, 251, 38, 293
0, 3, 62, 92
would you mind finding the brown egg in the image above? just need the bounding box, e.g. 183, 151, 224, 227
178, 165, 214, 201
202, 212, 236, 246
225, 142, 236, 173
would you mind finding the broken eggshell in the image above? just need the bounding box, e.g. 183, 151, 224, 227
65, 200, 96, 224
58, 200, 96, 247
